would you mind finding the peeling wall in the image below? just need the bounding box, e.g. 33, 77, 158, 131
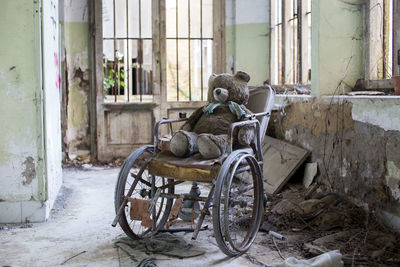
270, 95, 400, 231
0, 0, 62, 223
226, 0, 270, 85
61, 0, 91, 161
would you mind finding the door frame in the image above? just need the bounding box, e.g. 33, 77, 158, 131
90, 0, 225, 161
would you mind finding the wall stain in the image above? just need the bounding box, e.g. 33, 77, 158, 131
22, 156, 36, 185
73, 67, 89, 89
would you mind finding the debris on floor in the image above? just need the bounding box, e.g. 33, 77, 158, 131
115, 233, 205, 266
302, 162, 318, 189
262, 184, 400, 266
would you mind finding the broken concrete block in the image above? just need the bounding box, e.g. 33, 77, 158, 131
303, 162, 318, 189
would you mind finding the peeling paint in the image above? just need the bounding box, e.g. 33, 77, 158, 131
352, 99, 400, 132
22, 157, 36, 185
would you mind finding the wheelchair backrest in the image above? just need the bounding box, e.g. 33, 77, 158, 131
247, 85, 276, 144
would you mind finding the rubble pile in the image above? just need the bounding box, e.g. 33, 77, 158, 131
263, 184, 400, 266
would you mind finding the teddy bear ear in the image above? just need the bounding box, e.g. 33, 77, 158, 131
234, 71, 250, 83
208, 73, 217, 88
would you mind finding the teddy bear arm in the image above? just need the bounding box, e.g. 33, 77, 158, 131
180, 107, 204, 131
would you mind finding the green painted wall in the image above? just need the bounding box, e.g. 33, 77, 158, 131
311, 0, 364, 96
226, 23, 270, 86
0, 0, 44, 202
0, 0, 63, 223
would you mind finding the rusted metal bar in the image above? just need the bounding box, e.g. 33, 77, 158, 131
297, 0, 302, 83
176, 0, 179, 101
138, 39, 143, 102
227, 119, 262, 161
126, 0, 129, 102
158, 180, 184, 190
159, 193, 209, 202
153, 117, 188, 151
159, 226, 209, 233
139, 0, 143, 102
200, 0, 203, 101
113, 0, 117, 102
192, 183, 215, 240
188, 0, 192, 101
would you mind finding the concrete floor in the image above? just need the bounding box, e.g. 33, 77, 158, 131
0, 167, 284, 267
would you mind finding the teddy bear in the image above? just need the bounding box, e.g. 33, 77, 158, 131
170, 71, 255, 159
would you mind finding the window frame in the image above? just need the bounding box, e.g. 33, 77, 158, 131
270, 0, 311, 87
360, 0, 400, 92
98, 0, 225, 104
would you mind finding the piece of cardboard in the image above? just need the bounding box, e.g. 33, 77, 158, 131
263, 136, 310, 194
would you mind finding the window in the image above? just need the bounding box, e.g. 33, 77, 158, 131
270, 0, 311, 86
366, 0, 394, 80
102, 0, 153, 103
166, 0, 213, 102
102, 0, 216, 103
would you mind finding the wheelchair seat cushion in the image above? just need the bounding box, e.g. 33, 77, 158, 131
148, 148, 253, 182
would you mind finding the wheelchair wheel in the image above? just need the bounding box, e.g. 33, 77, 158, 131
114, 145, 174, 239
213, 150, 264, 256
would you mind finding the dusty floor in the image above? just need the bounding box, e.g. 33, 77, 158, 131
0, 167, 285, 267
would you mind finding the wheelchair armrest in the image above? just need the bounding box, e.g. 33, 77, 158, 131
227, 119, 263, 161
154, 118, 189, 151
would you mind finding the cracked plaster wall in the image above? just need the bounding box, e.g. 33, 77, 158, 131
270, 95, 400, 231
61, 0, 91, 161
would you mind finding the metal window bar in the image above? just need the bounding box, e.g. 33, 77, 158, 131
273, 0, 307, 85
383, 0, 394, 79
103, 0, 153, 103
113, 0, 117, 102
167, 0, 213, 102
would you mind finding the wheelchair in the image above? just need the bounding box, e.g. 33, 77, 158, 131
112, 85, 275, 256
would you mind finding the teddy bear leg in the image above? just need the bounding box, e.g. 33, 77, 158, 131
197, 134, 228, 159
170, 130, 198, 157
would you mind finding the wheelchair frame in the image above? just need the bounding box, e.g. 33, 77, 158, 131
112, 94, 272, 256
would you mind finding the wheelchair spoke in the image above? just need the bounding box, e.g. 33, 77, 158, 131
114, 146, 175, 239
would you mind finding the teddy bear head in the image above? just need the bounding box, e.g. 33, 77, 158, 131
207, 71, 251, 105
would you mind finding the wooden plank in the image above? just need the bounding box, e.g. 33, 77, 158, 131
213, 0, 226, 73
353, 79, 394, 94
300, 0, 310, 84
106, 110, 153, 145
262, 136, 310, 194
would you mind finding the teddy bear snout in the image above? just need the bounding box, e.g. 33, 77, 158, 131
213, 88, 228, 103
